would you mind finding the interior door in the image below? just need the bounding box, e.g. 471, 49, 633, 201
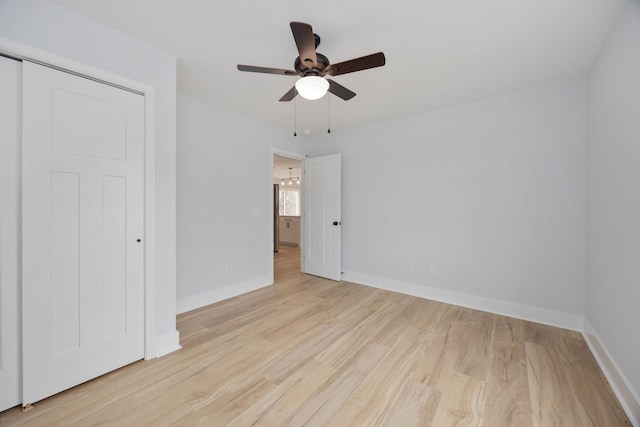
21, 61, 145, 406
0, 55, 21, 412
302, 154, 341, 281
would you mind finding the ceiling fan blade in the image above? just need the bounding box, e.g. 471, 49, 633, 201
290, 21, 317, 69
237, 64, 298, 76
279, 86, 297, 102
325, 52, 386, 76
327, 79, 356, 101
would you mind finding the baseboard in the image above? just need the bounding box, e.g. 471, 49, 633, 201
342, 272, 583, 331
279, 242, 299, 247
176, 275, 272, 315
154, 329, 181, 358
583, 320, 640, 426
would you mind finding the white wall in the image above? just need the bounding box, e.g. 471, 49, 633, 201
0, 0, 178, 347
176, 94, 306, 313
307, 79, 587, 327
586, 0, 640, 422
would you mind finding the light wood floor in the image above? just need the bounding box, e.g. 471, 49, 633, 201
1, 245, 630, 426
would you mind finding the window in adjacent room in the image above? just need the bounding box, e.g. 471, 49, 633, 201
279, 189, 300, 216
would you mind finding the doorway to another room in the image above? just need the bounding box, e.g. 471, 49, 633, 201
273, 154, 302, 280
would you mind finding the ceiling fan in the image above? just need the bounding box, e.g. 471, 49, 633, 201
237, 21, 386, 102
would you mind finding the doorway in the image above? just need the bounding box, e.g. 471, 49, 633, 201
270, 151, 343, 283
272, 153, 304, 281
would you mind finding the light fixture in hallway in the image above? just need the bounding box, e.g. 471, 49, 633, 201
281, 167, 300, 186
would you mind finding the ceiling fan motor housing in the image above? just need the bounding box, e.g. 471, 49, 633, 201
295, 52, 330, 76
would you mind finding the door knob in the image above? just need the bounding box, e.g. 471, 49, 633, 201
332, 221, 341, 226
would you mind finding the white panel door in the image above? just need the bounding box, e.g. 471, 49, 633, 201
21, 61, 145, 406
302, 154, 341, 281
0, 56, 22, 412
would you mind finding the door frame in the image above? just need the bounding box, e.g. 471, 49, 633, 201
270, 148, 306, 283
0, 36, 157, 359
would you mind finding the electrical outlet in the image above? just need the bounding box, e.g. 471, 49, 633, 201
429, 264, 438, 276
406, 261, 414, 272
226, 264, 233, 273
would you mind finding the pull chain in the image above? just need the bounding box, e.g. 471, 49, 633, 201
293, 94, 297, 137
327, 93, 331, 134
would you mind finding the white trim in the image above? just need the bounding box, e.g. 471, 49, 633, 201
143, 89, 157, 359
176, 275, 272, 315
154, 330, 181, 358
583, 320, 640, 426
343, 272, 584, 331
0, 55, 22, 411
0, 36, 160, 359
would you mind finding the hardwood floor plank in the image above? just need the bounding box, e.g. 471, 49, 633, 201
259, 306, 374, 384
380, 378, 440, 427
484, 316, 532, 426
430, 371, 487, 427
411, 331, 458, 388
315, 296, 410, 370
411, 305, 464, 390
562, 354, 632, 426
181, 376, 277, 426
527, 341, 584, 426
226, 359, 335, 426
452, 309, 497, 381
285, 343, 390, 426
329, 326, 424, 425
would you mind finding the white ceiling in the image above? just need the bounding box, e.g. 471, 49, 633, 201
52, 0, 626, 134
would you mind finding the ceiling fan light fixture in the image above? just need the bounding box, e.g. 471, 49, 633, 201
295, 76, 329, 100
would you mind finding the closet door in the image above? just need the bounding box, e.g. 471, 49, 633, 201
0, 55, 21, 412
21, 61, 145, 406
